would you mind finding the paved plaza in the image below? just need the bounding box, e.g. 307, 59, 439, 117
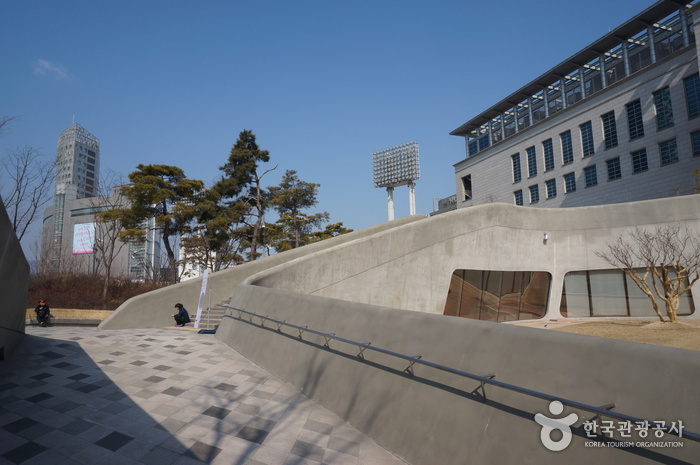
0, 327, 408, 465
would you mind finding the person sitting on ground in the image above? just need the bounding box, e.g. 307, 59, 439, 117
171, 303, 191, 327
35, 299, 51, 327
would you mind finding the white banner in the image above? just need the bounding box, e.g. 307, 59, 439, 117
193, 269, 210, 329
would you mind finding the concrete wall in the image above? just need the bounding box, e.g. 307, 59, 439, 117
99, 216, 424, 329
218, 284, 700, 465
0, 197, 29, 359
248, 195, 700, 319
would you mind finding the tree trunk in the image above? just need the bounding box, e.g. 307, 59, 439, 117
666, 295, 679, 323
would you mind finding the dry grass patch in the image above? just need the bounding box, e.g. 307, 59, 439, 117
553, 320, 700, 351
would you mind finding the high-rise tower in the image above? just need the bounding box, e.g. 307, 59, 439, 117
50, 123, 100, 268
55, 123, 100, 199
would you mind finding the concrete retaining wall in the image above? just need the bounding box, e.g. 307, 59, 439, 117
0, 197, 30, 358
249, 196, 700, 319
218, 284, 700, 465
99, 216, 424, 329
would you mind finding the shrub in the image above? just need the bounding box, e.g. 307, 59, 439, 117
27, 274, 167, 310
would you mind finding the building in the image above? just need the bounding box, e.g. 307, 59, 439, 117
49, 123, 100, 266
42, 124, 160, 279
451, 0, 700, 210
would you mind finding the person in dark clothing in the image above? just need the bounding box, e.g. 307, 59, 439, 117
171, 303, 191, 327
35, 299, 51, 327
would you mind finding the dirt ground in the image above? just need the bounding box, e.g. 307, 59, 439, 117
551, 320, 700, 351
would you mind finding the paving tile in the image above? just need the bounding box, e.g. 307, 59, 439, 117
290, 439, 325, 463
1, 328, 406, 465
1, 441, 47, 464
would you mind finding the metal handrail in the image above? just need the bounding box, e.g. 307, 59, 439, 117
223, 305, 699, 443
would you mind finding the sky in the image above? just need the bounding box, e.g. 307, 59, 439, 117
1, 0, 658, 255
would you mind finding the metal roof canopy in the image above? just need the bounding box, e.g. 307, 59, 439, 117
450, 0, 691, 137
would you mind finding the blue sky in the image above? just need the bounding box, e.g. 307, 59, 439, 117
1, 0, 657, 251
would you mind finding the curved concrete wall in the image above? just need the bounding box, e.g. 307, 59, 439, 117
0, 197, 30, 358
249, 196, 700, 319
99, 216, 424, 329
219, 284, 700, 465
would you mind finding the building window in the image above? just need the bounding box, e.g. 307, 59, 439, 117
564, 172, 576, 193
659, 139, 678, 166
691, 131, 700, 156
625, 100, 645, 141
580, 121, 595, 157
560, 269, 694, 318
601, 111, 618, 149
560, 130, 573, 165
511, 153, 522, 183
606, 157, 622, 181
631, 148, 649, 173
543, 139, 554, 171
584, 165, 597, 187
526, 146, 537, 177
514, 190, 523, 206
444, 270, 551, 321
653, 87, 674, 130
529, 184, 539, 203
545, 179, 557, 198
684, 73, 700, 120
462, 175, 472, 200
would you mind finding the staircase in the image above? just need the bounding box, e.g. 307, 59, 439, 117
194, 301, 230, 331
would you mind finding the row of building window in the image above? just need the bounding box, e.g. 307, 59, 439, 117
513, 133, 694, 205
510, 74, 700, 186
464, 7, 692, 158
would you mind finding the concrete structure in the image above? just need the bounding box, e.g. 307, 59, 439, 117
0, 196, 29, 359
451, 1, 700, 210
219, 285, 699, 465
99, 216, 423, 330
102, 195, 699, 463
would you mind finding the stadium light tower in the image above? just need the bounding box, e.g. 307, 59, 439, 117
372, 141, 420, 221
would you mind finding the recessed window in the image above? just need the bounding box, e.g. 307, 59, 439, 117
560, 269, 694, 318
514, 190, 523, 206
659, 139, 678, 166
444, 269, 550, 321
545, 179, 557, 198
580, 121, 595, 157
560, 130, 573, 165
543, 139, 554, 171
653, 87, 674, 130
601, 111, 618, 149
606, 157, 622, 181
584, 165, 598, 187
564, 172, 576, 193
683, 73, 700, 120
461, 175, 472, 200
631, 148, 648, 173
529, 184, 540, 203
526, 146, 537, 177
626, 100, 645, 140
511, 153, 522, 183
691, 131, 700, 156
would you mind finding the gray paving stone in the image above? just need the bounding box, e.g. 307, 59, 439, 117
0, 328, 405, 465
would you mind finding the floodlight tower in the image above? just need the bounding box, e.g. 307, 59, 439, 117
372, 141, 420, 221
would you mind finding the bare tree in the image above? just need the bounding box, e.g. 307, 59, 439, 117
595, 225, 700, 322
0, 146, 54, 241
92, 172, 129, 301
0, 116, 16, 135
